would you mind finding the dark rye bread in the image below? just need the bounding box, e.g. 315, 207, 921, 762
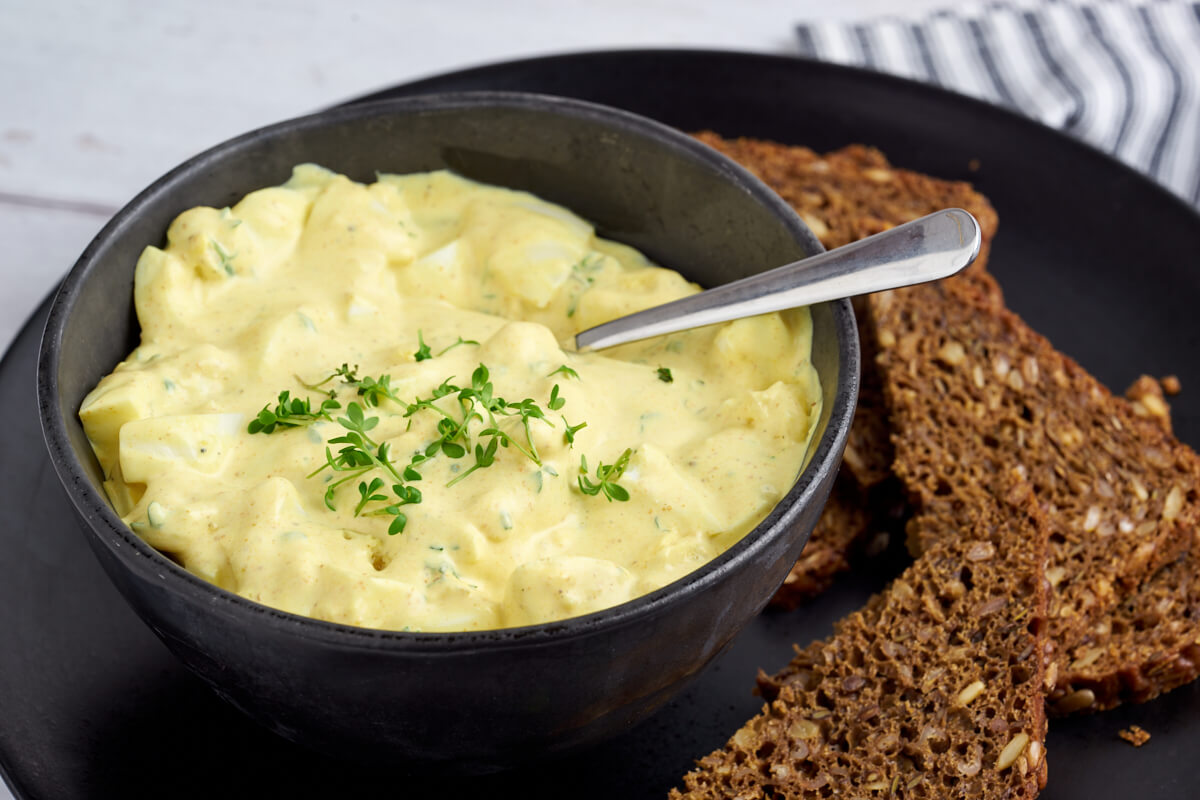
772, 468, 912, 609
694, 131, 1005, 606
672, 472, 1049, 799
692, 132, 1001, 491
1049, 541, 1200, 713
691, 133, 1000, 257
771, 472, 874, 609
1056, 374, 1192, 712
871, 278, 1200, 713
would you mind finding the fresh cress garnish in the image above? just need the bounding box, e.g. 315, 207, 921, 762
577, 448, 633, 502
250, 355, 630, 534
414, 330, 480, 362
247, 390, 341, 434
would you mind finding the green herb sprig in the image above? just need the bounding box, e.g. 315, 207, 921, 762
251, 355, 630, 535
562, 417, 587, 448
297, 363, 404, 408
295, 363, 354, 396
312, 364, 566, 531
247, 390, 341, 434
407, 364, 552, 470
305, 401, 427, 534
356, 373, 403, 407
437, 336, 479, 357
577, 448, 633, 502
548, 364, 580, 380
414, 330, 480, 362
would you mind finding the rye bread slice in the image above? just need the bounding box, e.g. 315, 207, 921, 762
691, 133, 1000, 256
1049, 542, 1200, 714
1057, 370, 1192, 713
871, 278, 1200, 712
771, 468, 910, 609
673, 471, 1049, 799
770, 472, 874, 609
693, 132, 1001, 490
693, 131, 1005, 606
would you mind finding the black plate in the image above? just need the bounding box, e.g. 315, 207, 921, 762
3, 50, 1199, 799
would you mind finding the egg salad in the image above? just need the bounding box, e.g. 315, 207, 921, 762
79, 166, 821, 631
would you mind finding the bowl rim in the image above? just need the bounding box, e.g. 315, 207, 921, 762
37, 90, 859, 652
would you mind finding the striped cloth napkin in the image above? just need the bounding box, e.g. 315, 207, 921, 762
796, 0, 1200, 207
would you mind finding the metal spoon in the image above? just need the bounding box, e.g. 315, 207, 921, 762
574, 208, 980, 351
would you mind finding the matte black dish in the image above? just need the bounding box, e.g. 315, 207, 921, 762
4, 50, 1200, 799
35, 92, 855, 770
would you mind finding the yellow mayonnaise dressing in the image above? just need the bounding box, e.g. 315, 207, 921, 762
80, 166, 821, 631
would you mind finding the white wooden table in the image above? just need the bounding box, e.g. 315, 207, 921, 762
1, 1, 958, 796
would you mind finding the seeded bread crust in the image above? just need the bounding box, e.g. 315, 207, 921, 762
673, 472, 1049, 800
871, 278, 1200, 713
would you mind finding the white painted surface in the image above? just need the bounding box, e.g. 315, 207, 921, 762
1, 0, 965, 795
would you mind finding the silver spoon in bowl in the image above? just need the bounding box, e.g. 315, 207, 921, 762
574, 208, 980, 351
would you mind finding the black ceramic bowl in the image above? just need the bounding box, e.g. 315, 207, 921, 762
37, 92, 858, 770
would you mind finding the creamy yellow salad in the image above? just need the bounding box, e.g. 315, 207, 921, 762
79, 165, 821, 632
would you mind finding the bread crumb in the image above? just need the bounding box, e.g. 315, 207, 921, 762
1162, 375, 1182, 395
1118, 725, 1151, 747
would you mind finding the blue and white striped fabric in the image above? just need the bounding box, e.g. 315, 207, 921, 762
796, 0, 1200, 207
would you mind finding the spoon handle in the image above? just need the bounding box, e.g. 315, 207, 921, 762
574, 208, 981, 351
